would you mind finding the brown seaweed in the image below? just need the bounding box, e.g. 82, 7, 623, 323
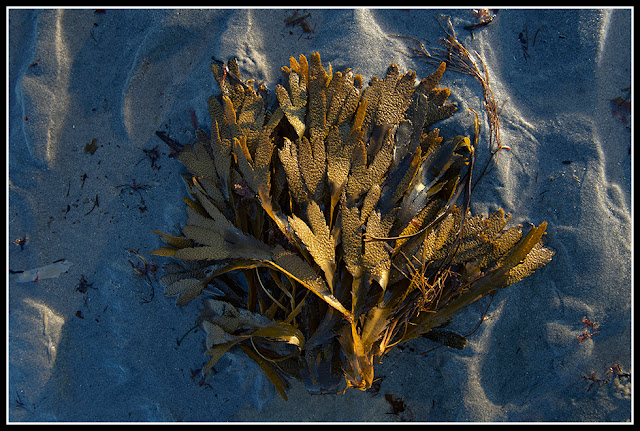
152, 44, 553, 397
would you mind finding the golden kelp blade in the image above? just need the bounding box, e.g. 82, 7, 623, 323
266, 246, 351, 320
199, 299, 303, 400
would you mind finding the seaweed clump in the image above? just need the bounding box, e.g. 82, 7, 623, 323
152, 52, 553, 397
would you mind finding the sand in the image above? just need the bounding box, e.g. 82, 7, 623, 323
7, 7, 632, 422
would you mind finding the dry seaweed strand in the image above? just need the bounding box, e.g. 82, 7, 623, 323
390, 15, 508, 192
152, 37, 553, 397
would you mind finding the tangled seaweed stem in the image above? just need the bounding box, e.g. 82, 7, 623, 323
152, 41, 553, 397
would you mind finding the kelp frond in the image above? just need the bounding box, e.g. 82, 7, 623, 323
152, 46, 553, 397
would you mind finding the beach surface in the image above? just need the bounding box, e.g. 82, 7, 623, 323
8, 8, 632, 422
